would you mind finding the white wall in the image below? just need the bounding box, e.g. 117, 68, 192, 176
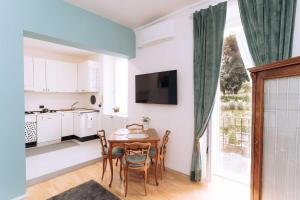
128, 0, 300, 175
128, 0, 222, 175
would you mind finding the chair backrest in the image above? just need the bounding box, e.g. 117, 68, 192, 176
97, 130, 108, 156
126, 123, 144, 130
160, 130, 171, 156
124, 142, 151, 167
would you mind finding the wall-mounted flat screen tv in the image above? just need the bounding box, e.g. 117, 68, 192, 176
135, 70, 177, 105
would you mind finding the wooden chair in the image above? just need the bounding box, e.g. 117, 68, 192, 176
126, 123, 144, 130
97, 130, 124, 180
123, 142, 151, 197
118, 124, 144, 167
149, 130, 171, 178
115, 123, 143, 167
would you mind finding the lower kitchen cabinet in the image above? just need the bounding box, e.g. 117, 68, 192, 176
74, 112, 98, 138
37, 113, 62, 144
61, 112, 74, 137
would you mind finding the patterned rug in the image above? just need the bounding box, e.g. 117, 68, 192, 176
48, 180, 120, 200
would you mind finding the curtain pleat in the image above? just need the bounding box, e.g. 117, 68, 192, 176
191, 2, 227, 182
238, 0, 297, 66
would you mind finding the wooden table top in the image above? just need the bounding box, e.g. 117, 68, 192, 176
108, 128, 160, 143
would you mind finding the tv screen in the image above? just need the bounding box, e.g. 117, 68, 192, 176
135, 70, 177, 105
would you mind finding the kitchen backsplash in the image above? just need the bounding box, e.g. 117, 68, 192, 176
24, 92, 101, 111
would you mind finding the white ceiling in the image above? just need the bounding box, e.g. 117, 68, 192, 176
65, 0, 201, 28
23, 37, 96, 57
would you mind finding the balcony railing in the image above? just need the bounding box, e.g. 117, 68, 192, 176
219, 117, 251, 157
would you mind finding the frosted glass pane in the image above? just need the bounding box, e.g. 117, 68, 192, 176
263, 76, 300, 200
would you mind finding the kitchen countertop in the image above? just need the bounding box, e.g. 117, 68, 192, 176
25, 108, 100, 115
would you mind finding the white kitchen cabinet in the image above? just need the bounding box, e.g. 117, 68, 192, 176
74, 112, 98, 138
73, 112, 80, 135
78, 61, 99, 92
46, 60, 58, 92
33, 58, 47, 92
46, 60, 77, 92
24, 56, 34, 91
59, 62, 77, 92
25, 57, 96, 93
61, 112, 74, 137
37, 113, 62, 144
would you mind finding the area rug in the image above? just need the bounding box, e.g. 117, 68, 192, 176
48, 180, 120, 200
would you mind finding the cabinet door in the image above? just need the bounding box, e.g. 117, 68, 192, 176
24, 56, 34, 91
37, 114, 61, 143
61, 112, 74, 137
86, 113, 98, 134
33, 58, 47, 92
46, 60, 59, 92
88, 61, 98, 92
78, 61, 98, 92
58, 62, 77, 92
73, 113, 80, 136
75, 113, 99, 138
77, 62, 89, 92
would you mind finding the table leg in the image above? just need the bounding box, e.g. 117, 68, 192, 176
109, 144, 113, 187
155, 143, 159, 186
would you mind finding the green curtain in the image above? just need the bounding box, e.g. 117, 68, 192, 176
191, 2, 227, 182
238, 0, 297, 66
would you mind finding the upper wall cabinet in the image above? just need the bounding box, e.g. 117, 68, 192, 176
24, 56, 34, 91
46, 60, 59, 92
46, 60, 77, 92
33, 57, 47, 92
59, 62, 78, 92
78, 61, 99, 92
24, 57, 97, 93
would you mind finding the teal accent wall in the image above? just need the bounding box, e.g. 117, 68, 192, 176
0, 1, 135, 199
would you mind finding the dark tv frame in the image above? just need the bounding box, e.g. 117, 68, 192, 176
135, 70, 178, 105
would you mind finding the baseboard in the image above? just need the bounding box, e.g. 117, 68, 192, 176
76, 135, 99, 142
11, 194, 27, 200
61, 135, 78, 141
61, 135, 98, 142
165, 166, 190, 178
25, 142, 37, 148
26, 158, 101, 187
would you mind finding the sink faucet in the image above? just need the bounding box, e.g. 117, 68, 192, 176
71, 101, 79, 110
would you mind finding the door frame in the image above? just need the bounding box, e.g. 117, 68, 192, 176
249, 56, 300, 200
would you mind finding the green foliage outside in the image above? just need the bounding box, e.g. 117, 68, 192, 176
219, 35, 252, 148
220, 35, 249, 95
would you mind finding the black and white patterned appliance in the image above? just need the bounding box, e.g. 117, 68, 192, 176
25, 114, 37, 143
